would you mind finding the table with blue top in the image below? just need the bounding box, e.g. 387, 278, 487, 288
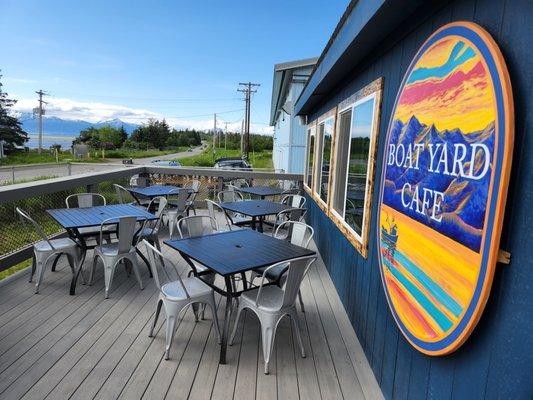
47, 204, 157, 295
235, 186, 285, 200
164, 228, 316, 364
220, 200, 291, 232
126, 185, 182, 204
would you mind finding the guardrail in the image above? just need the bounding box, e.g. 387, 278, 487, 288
0, 165, 303, 272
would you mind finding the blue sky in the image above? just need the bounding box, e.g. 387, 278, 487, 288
1, 0, 347, 132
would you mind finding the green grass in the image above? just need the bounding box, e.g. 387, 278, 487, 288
177, 146, 273, 169
0, 259, 31, 281
0, 150, 74, 166
0, 147, 188, 166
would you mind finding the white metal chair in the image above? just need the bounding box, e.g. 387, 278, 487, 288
229, 178, 249, 188
281, 194, 306, 208
251, 221, 314, 313
144, 240, 221, 360
16, 207, 83, 294
230, 255, 316, 374
65, 193, 114, 244
166, 188, 192, 238
134, 196, 168, 251
113, 183, 135, 204
206, 199, 233, 231
217, 189, 243, 203
184, 179, 201, 215
270, 207, 307, 235
90, 216, 145, 299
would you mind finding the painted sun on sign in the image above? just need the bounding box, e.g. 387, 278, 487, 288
377, 22, 513, 355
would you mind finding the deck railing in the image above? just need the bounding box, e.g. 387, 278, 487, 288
0, 165, 302, 272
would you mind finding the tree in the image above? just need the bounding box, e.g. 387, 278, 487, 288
119, 125, 128, 144
98, 125, 124, 148
73, 127, 100, 147
130, 118, 170, 150
0, 72, 28, 152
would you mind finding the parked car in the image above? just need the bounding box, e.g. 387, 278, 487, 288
214, 158, 251, 170
150, 159, 182, 167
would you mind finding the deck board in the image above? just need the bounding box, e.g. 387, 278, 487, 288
0, 210, 381, 400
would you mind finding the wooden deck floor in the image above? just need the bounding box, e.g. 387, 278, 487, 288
0, 215, 381, 400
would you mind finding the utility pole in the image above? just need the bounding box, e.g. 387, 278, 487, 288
212, 113, 217, 159
240, 118, 244, 154
224, 122, 228, 151
237, 82, 260, 160
34, 90, 48, 154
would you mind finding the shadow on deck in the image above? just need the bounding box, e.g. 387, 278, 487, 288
0, 212, 381, 400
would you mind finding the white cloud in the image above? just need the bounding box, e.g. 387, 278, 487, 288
11, 96, 273, 134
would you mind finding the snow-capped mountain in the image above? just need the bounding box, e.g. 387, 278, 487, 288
17, 113, 139, 136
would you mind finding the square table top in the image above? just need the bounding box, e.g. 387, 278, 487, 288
47, 204, 157, 229
164, 229, 316, 276
235, 186, 285, 197
220, 200, 291, 217
126, 185, 181, 198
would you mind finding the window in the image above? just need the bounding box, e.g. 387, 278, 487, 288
329, 78, 383, 257
315, 117, 334, 204
304, 126, 316, 190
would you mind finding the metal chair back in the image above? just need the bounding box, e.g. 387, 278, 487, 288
16, 207, 53, 249
230, 179, 249, 188
274, 221, 314, 248
282, 194, 306, 208
65, 193, 106, 208
113, 184, 133, 204
168, 188, 191, 212
217, 190, 243, 203
146, 196, 168, 233
256, 256, 316, 310
143, 240, 189, 297
99, 216, 138, 253
206, 199, 232, 230
177, 215, 219, 238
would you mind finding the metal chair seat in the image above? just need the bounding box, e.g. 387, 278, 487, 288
94, 242, 129, 257
161, 277, 213, 301
78, 225, 114, 236
34, 237, 79, 252
241, 285, 285, 312
253, 262, 288, 283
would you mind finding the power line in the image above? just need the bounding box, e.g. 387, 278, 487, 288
50, 92, 242, 103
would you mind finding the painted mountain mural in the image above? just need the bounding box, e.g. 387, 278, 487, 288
383, 115, 493, 252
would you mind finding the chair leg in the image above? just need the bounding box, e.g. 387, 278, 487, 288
65, 253, 76, 274
51, 253, 62, 272
29, 253, 36, 283
164, 314, 178, 360
149, 299, 163, 338
260, 319, 277, 375
104, 260, 118, 299
129, 256, 144, 291
207, 293, 222, 344
298, 290, 306, 313
34, 256, 48, 294
229, 304, 245, 346
89, 255, 99, 285
289, 309, 306, 358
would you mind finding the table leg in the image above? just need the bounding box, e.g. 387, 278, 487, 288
251, 216, 257, 231
219, 275, 233, 364
258, 216, 264, 233
70, 228, 87, 296
136, 248, 153, 277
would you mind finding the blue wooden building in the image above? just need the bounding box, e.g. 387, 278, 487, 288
294, 0, 532, 398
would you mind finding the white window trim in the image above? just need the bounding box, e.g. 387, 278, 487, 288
303, 125, 316, 192
330, 92, 377, 244
314, 116, 335, 207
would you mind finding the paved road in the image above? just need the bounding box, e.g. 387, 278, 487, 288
0, 144, 206, 185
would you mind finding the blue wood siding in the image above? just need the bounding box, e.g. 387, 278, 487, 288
304, 0, 533, 399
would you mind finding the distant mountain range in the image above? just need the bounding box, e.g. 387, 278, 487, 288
383, 115, 495, 252
17, 113, 140, 136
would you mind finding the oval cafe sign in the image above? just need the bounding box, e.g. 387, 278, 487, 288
377, 22, 513, 355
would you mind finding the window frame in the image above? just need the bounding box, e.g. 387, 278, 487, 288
313, 110, 336, 210
303, 122, 317, 193
328, 78, 383, 258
